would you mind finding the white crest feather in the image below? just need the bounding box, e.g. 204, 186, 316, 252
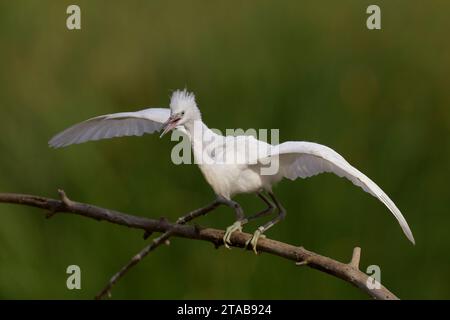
170, 89, 197, 111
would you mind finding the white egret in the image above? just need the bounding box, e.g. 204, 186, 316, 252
49, 89, 415, 252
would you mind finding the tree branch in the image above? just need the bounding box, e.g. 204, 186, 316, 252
0, 191, 398, 300
95, 200, 222, 300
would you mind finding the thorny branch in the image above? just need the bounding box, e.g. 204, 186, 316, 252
0, 190, 398, 300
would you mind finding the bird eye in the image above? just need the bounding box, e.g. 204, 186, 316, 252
181, 111, 185, 116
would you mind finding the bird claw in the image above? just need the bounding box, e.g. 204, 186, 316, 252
223, 221, 243, 249
245, 228, 266, 254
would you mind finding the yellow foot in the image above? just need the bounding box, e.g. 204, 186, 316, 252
245, 228, 266, 254
223, 221, 243, 249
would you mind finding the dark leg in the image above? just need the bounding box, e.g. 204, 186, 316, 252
261, 191, 287, 232
245, 192, 276, 222
216, 196, 247, 248
216, 195, 245, 221
247, 191, 286, 254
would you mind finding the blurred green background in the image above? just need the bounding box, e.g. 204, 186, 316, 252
0, 0, 449, 299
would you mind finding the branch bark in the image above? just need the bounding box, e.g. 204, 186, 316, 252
95, 200, 222, 300
0, 191, 398, 300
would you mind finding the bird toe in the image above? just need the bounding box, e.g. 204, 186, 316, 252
247, 228, 265, 255
223, 221, 243, 249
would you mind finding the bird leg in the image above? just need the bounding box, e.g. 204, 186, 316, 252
218, 192, 277, 249
217, 196, 246, 249
245, 192, 276, 222
246, 191, 286, 254
242, 192, 276, 249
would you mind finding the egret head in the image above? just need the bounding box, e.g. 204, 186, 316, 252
160, 89, 201, 137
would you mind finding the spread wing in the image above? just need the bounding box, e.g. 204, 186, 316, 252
264, 141, 415, 244
49, 108, 171, 148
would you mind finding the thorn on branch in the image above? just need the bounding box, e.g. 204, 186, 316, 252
58, 189, 73, 207
349, 247, 361, 270
213, 240, 222, 249
296, 260, 308, 266
46, 190, 71, 219
159, 217, 169, 223
193, 223, 202, 234
45, 211, 57, 219
143, 231, 153, 240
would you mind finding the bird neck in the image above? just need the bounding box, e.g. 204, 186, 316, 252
184, 120, 220, 164
184, 120, 217, 143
